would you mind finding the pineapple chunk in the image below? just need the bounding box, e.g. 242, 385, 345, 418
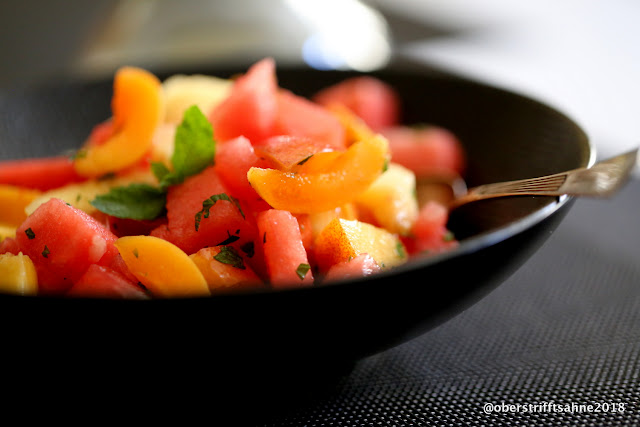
24, 170, 157, 216
150, 122, 176, 167
308, 203, 358, 240
0, 252, 38, 296
314, 218, 407, 272
355, 163, 418, 235
162, 74, 232, 123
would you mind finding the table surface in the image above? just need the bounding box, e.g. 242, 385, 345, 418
246, 174, 640, 426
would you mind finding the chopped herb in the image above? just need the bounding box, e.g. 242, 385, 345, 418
411, 123, 432, 131
443, 231, 455, 242
150, 162, 172, 186
24, 228, 36, 240
98, 172, 117, 181
70, 149, 87, 160
42, 246, 50, 258
395, 242, 406, 259
133, 248, 139, 258
91, 184, 167, 220
297, 154, 314, 166
240, 241, 255, 258
382, 157, 390, 173
216, 230, 241, 246
296, 263, 311, 280
76, 194, 82, 202
195, 193, 244, 231
214, 246, 246, 270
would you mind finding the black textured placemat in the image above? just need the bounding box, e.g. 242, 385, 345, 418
253, 178, 640, 426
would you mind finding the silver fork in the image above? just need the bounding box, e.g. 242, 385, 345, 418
448, 148, 638, 209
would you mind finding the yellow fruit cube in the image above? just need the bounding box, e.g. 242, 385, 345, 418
162, 74, 232, 124
0, 184, 41, 226
308, 204, 358, 240
114, 235, 210, 298
314, 218, 407, 272
355, 163, 418, 235
190, 246, 263, 293
0, 224, 16, 242
0, 252, 38, 296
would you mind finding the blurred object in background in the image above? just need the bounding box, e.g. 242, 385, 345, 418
1, 0, 637, 164
0, 0, 393, 88
71, 0, 391, 80
0, 1, 115, 88
368, 0, 640, 159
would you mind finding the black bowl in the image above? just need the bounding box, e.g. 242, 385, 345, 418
0, 62, 591, 384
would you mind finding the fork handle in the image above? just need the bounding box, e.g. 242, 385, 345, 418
450, 148, 638, 209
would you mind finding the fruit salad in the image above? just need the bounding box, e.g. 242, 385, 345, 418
0, 58, 466, 298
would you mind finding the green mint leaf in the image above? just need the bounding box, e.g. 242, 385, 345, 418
150, 161, 171, 183
395, 242, 406, 259
171, 105, 215, 179
443, 230, 455, 242
70, 149, 87, 161
297, 154, 314, 166
213, 246, 246, 270
382, 157, 390, 173
195, 193, 244, 231
91, 183, 167, 220
296, 263, 311, 280
150, 106, 216, 190
216, 230, 241, 246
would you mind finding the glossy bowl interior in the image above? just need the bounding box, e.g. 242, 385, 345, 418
0, 62, 591, 380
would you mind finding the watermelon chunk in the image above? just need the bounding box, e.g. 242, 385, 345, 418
273, 90, 346, 151
15, 198, 119, 295
313, 76, 400, 131
208, 58, 278, 144
150, 166, 257, 255
257, 209, 313, 289
66, 264, 149, 299
215, 136, 267, 203
0, 156, 85, 191
323, 253, 380, 283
